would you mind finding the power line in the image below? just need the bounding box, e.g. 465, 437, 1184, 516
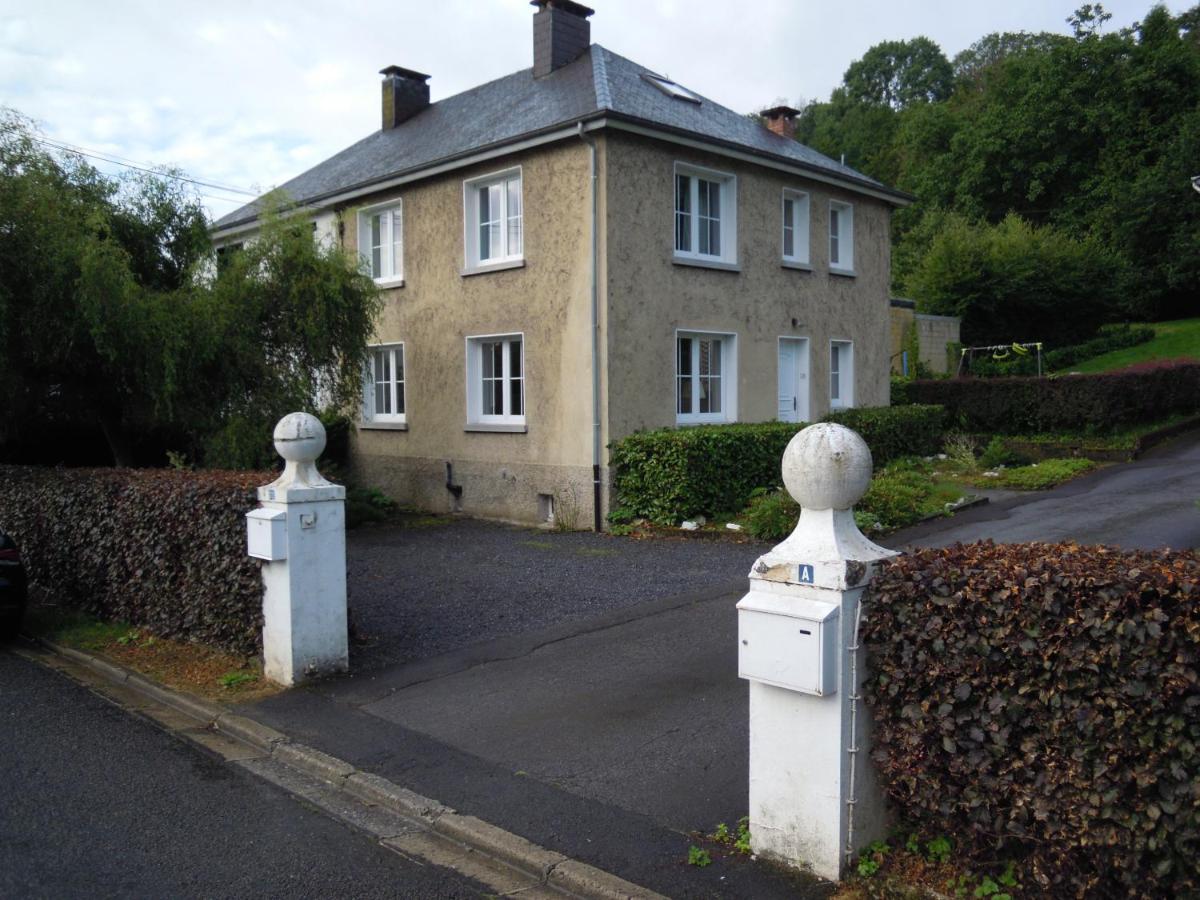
29, 135, 260, 199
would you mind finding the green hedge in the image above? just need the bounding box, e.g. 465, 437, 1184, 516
865, 542, 1200, 895
905, 361, 1200, 433
609, 405, 946, 524
0, 466, 268, 655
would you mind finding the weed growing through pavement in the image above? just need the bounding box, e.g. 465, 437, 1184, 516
687, 845, 712, 867
218, 671, 258, 689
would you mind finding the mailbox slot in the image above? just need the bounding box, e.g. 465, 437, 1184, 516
737, 590, 839, 696
246, 508, 287, 561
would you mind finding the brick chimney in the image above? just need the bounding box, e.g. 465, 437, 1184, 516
761, 105, 800, 138
531, 0, 594, 78
381, 66, 431, 130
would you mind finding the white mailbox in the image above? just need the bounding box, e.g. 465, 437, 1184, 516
737, 589, 839, 696
246, 508, 287, 561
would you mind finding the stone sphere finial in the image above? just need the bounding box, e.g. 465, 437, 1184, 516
273, 412, 326, 464
781, 423, 873, 511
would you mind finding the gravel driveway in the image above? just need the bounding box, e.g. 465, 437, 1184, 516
347, 518, 764, 671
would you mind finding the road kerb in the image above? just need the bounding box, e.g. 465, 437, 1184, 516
29, 638, 670, 900
215, 712, 289, 751
432, 812, 567, 880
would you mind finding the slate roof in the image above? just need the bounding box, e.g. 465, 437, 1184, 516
214, 45, 907, 231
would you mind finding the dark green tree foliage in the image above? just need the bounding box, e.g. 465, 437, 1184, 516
842, 37, 956, 109
798, 4, 1200, 332
907, 213, 1123, 346
0, 110, 381, 468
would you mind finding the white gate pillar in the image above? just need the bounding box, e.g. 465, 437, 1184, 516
737, 423, 898, 881
246, 412, 348, 686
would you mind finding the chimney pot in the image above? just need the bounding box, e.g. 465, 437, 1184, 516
381, 66, 431, 131
531, 0, 595, 78
761, 105, 800, 138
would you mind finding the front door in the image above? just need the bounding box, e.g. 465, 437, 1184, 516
777, 338, 810, 423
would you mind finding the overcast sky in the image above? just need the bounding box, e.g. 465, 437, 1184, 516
1, 0, 1183, 219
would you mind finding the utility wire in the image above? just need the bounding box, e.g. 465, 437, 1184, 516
30, 135, 260, 199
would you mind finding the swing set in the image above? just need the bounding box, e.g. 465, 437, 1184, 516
956, 342, 1045, 377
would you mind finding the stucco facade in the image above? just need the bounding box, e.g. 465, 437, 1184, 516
342, 141, 604, 525
337, 129, 895, 526
603, 132, 892, 443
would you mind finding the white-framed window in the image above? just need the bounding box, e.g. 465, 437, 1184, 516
829, 200, 854, 273
674, 163, 737, 265
466, 333, 525, 426
830, 340, 854, 409
676, 330, 737, 424
364, 343, 406, 424
358, 201, 403, 285
463, 168, 522, 270
782, 189, 811, 266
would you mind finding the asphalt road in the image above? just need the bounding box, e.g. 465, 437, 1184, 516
888, 430, 1200, 551
0, 648, 490, 899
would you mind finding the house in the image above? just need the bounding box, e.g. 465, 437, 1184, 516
212, 0, 911, 529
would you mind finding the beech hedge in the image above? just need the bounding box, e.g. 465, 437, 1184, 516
902, 362, 1200, 433
865, 542, 1200, 896
608, 405, 945, 524
0, 465, 268, 655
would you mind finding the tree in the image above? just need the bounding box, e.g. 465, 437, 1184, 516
903, 213, 1125, 348
842, 37, 955, 110
0, 110, 381, 468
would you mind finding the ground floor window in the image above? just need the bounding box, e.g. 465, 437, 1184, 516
365, 343, 405, 423
830, 340, 854, 409
467, 334, 524, 426
676, 331, 736, 424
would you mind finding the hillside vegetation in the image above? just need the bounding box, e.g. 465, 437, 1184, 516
789, 4, 1200, 348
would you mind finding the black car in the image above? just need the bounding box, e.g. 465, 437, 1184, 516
0, 532, 27, 640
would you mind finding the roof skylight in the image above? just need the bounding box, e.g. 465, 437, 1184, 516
641, 73, 701, 104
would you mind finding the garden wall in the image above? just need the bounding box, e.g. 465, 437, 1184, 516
0, 466, 268, 655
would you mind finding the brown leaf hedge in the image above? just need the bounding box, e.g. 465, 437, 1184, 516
0, 465, 269, 655
865, 542, 1200, 896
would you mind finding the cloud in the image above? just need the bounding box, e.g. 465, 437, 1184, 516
3, 0, 1186, 222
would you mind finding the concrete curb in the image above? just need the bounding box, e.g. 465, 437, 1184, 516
32, 638, 667, 900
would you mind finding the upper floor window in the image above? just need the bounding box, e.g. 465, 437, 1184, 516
782, 189, 811, 266
829, 200, 854, 274
464, 168, 522, 270
676, 330, 737, 424
364, 343, 406, 424
674, 163, 737, 266
358, 202, 404, 285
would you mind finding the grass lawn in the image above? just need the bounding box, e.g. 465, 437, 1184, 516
1069, 317, 1200, 373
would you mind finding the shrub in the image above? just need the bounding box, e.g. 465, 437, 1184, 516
995, 458, 1094, 490
978, 436, 1030, 468
609, 406, 946, 524
825, 405, 946, 464
865, 542, 1200, 895
889, 376, 914, 406
904, 212, 1124, 349
0, 465, 268, 655
742, 458, 953, 541
906, 362, 1200, 434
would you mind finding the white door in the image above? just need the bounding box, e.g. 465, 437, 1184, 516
777, 338, 810, 423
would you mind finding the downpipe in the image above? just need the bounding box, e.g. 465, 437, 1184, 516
577, 121, 602, 532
